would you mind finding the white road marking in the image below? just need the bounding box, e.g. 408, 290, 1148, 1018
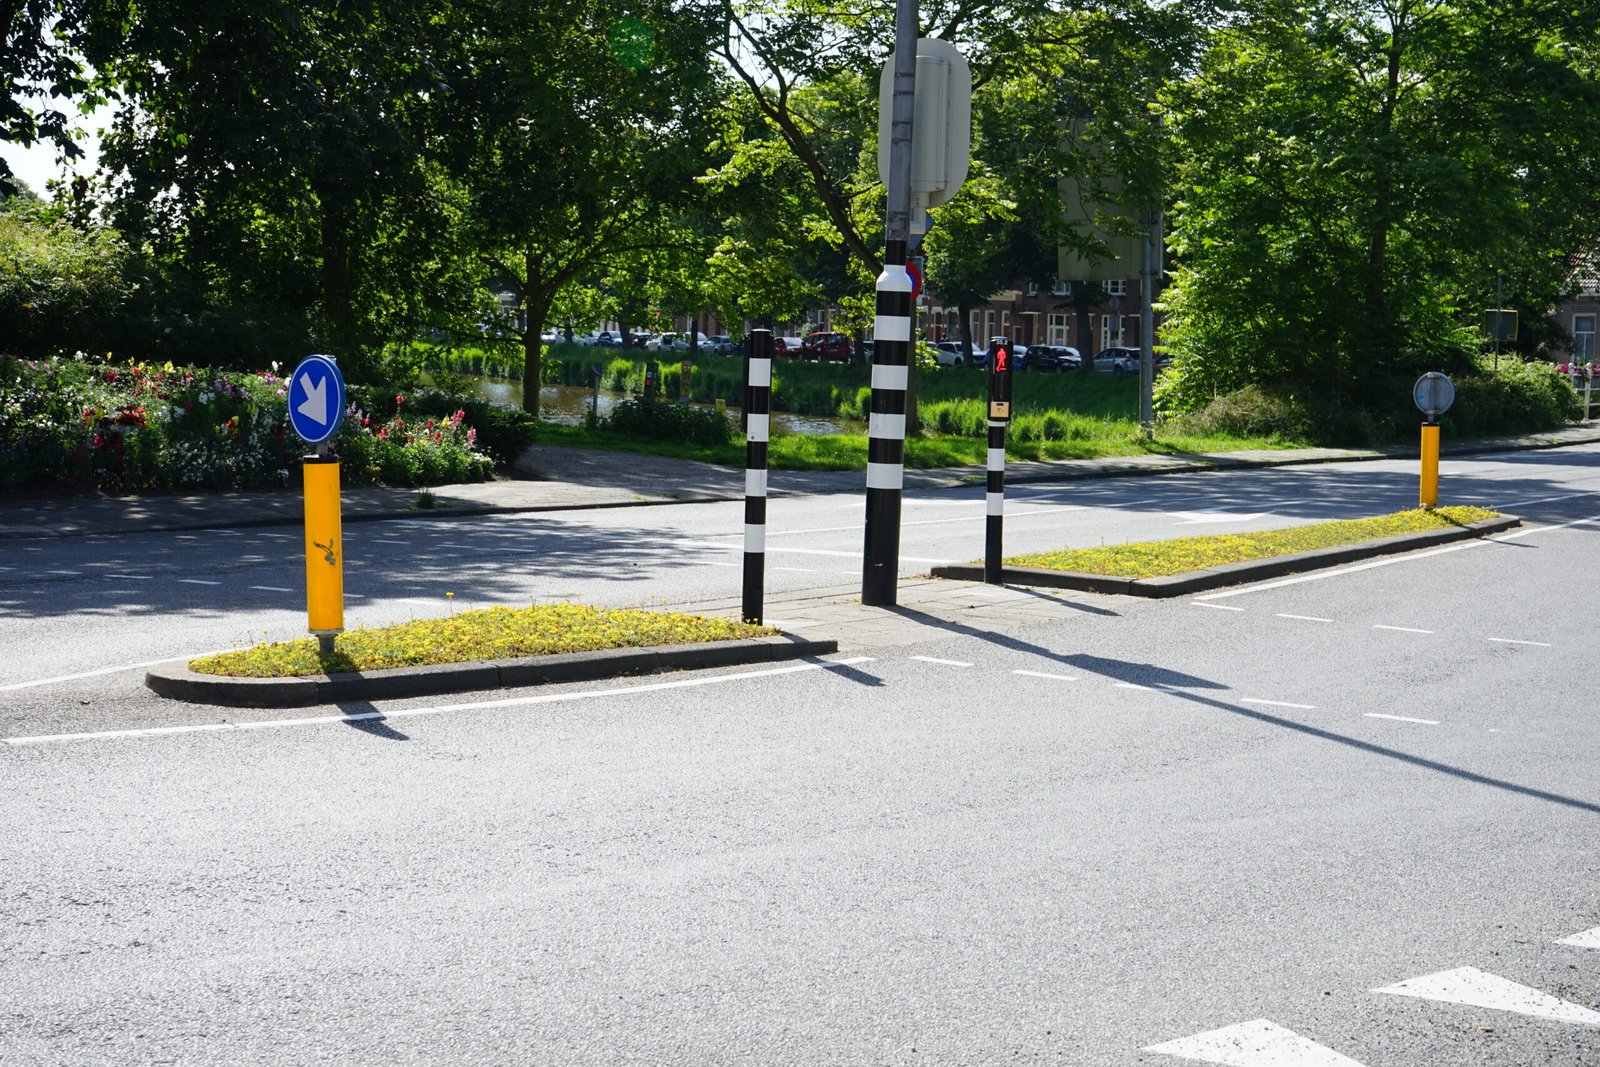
1374, 966, 1600, 1026
249, 585, 293, 592
1488, 637, 1552, 647
1172, 511, 1269, 525
1116, 682, 1155, 691
1276, 613, 1332, 623
1194, 603, 1245, 612
1243, 699, 1316, 710
1374, 625, 1433, 634
911, 656, 973, 667
1144, 1018, 1367, 1065
372, 539, 406, 545
1013, 670, 1077, 681
105, 574, 152, 580
760, 507, 1086, 537
0, 650, 234, 692
177, 579, 221, 586
1497, 490, 1599, 508
772, 567, 815, 573
1, 657, 878, 746
699, 561, 742, 568
1557, 926, 1600, 949
1365, 713, 1439, 725
674, 539, 951, 565
345, 593, 367, 599
45, 570, 82, 576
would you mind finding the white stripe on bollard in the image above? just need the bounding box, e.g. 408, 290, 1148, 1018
744, 468, 767, 496
870, 364, 910, 391
987, 492, 1004, 516
869, 411, 907, 439
873, 316, 912, 341
866, 462, 905, 490
744, 524, 766, 553
746, 413, 770, 442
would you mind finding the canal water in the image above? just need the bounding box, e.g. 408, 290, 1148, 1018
463, 377, 865, 436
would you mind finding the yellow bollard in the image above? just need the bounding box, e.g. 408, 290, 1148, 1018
1419, 422, 1440, 509
303, 456, 344, 637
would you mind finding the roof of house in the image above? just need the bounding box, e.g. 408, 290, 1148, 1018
1572, 249, 1600, 297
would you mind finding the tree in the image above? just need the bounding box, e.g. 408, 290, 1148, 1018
444, 0, 725, 416
1, 0, 92, 197
1157, 0, 1600, 414
79, 0, 479, 375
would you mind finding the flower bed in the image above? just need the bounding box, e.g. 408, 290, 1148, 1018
0, 354, 496, 493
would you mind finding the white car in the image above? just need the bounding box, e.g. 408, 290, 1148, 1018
934, 340, 976, 367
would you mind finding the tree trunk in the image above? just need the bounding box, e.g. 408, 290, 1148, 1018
958, 303, 974, 364
1076, 283, 1098, 375
319, 193, 357, 365
521, 251, 549, 418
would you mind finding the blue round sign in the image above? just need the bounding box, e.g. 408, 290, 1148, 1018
287, 354, 346, 445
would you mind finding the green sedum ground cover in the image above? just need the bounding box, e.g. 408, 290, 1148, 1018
1006, 506, 1500, 579
190, 603, 777, 678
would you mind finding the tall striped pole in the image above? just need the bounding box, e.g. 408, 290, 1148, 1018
863, 249, 913, 605
984, 339, 1014, 584
743, 330, 773, 623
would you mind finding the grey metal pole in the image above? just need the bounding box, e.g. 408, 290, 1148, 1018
862, 0, 918, 607
1139, 210, 1157, 436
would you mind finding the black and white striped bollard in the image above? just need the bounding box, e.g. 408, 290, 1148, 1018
742, 330, 773, 624
862, 243, 913, 605
984, 339, 1014, 584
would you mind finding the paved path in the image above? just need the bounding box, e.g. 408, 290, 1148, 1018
1, 425, 1596, 540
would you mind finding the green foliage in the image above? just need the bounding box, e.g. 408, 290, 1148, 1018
189, 603, 777, 677
604, 396, 733, 446
0, 206, 135, 358
0, 355, 497, 494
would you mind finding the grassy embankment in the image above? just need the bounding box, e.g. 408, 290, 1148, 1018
1007, 507, 1500, 578
413, 342, 1306, 470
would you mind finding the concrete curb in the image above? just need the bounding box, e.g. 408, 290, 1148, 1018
930, 515, 1521, 598
145, 634, 839, 708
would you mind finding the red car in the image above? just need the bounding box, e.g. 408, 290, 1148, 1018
801, 332, 852, 362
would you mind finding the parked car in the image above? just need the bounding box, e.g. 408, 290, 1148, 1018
1093, 346, 1172, 374
667, 331, 710, 354
934, 340, 976, 367
774, 336, 806, 357
801, 332, 852, 362
644, 333, 678, 352
1021, 344, 1081, 372
706, 335, 736, 356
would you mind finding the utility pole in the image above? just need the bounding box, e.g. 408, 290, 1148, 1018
1139, 207, 1162, 437
861, 0, 919, 607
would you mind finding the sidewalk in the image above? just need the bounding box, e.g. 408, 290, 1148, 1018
3, 424, 1596, 541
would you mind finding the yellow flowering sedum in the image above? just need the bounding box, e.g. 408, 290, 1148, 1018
190, 604, 777, 678
1008, 507, 1500, 579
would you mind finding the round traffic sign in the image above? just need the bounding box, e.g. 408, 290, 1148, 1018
288, 354, 347, 445
1412, 371, 1455, 418
906, 262, 923, 301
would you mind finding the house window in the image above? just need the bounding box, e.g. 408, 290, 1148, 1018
1048, 314, 1068, 345
1576, 314, 1597, 362
1101, 314, 1126, 349
1052, 280, 1069, 297
1105, 279, 1128, 297
1000, 311, 1011, 336
1027, 281, 1039, 296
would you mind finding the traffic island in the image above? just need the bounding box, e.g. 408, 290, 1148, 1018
144, 603, 837, 707
146, 634, 838, 708
931, 510, 1520, 598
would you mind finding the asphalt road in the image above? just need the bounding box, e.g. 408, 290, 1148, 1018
2, 444, 1598, 1064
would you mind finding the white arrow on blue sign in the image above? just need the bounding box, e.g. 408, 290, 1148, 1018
288, 354, 346, 445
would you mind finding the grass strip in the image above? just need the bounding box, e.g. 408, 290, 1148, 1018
1007, 506, 1500, 579
189, 603, 777, 678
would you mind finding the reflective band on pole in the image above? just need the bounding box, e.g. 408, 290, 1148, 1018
874, 316, 912, 342
987, 492, 1004, 516
871, 364, 910, 391
743, 330, 774, 624
866, 461, 904, 490
870, 411, 907, 440
987, 448, 1006, 468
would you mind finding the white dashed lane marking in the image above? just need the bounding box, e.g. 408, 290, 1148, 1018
1276, 613, 1331, 623
1373, 624, 1433, 634
1144, 1018, 1367, 1065
1558, 926, 1600, 949
1364, 713, 1439, 725
249, 585, 293, 592
177, 579, 220, 586
910, 656, 973, 667
1242, 698, 1316, 710
1194, 603, 1245, 612
1374, 966, 1600, 1026
1488, 637, 1552, 647
1012, 670, 1076, 681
